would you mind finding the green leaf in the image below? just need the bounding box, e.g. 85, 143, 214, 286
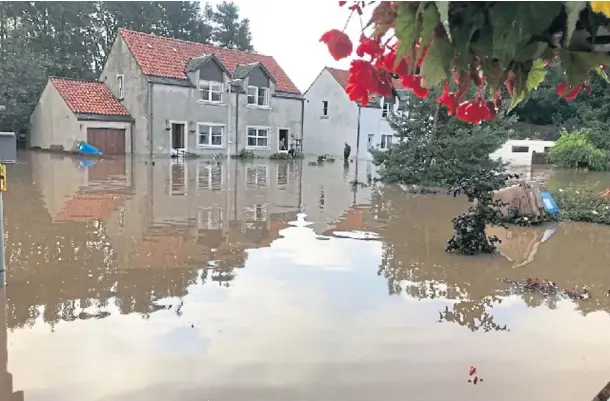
435, 1, 451, 41
395, 3, 418, 61
563, 2, 586, 47
514, 42, 548, 62
508, 63, 529, 112
420, 36, 452, 88
560, 50, 610, 84
526, 59, 547, 91
419, 3, 440, 59
450, 8, 484, 70
595, 66, 610, 83
489, 2, 562, 65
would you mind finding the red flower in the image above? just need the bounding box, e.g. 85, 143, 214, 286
339, 1, 347, 5
346, 60, 393, 105
320, 29, 353, 61
356, 36, 383, 58
556, 80, 582, 101
437, 83, 457, 115
402, 74, 429, 98
378, 49, 408, 77
346, 60, 375, 106
456, 98, 492, 124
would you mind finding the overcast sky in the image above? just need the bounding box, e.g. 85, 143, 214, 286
207, 0, 373, 92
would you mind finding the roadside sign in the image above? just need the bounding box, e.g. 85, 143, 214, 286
0, 164, 5, 192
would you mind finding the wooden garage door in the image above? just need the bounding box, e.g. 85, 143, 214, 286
86, 128, 126, 155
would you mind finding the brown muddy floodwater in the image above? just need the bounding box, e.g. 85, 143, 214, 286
1, 152, 610, 401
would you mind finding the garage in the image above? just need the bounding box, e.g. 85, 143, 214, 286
87, 128, 126, 155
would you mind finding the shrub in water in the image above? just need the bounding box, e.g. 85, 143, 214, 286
446, 169, 517, 255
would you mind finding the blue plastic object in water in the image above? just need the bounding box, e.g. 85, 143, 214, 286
78, 141, 102, 155
541, 191, 560, 215
78, 159, 97, 169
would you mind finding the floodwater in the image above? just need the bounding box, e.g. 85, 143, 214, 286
2, 152, 610, 401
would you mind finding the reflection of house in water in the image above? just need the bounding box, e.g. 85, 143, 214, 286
301, 159, 375, 233
4, 153, 301, 328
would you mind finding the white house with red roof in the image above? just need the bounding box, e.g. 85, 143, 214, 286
303, 67, 405, 160
30, 29, 303, 157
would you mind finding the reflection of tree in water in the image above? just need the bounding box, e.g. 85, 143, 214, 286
372, 186, 610, 332
372, 188, 514, 332
438, 298, 509, 333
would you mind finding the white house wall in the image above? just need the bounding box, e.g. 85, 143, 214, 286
303, 69, 359, 158
490, 139, 555, 167
358, 104, 396, 159
29, 82, 82, 151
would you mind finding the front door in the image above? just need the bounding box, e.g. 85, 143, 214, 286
171, 123, 186, 152
278, 128, 289, 152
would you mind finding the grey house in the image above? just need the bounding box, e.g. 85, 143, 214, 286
31, 29, 304, 157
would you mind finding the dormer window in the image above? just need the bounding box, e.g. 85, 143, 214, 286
199, 80, 223, 103
247, 86, 270, 107
382, 101, 390, 117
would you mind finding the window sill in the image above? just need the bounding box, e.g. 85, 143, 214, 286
197, 145, 225, 149
245, 146, 270, 150
198, 100, 227, 107
246, 105, 271, 111
320, 115, 329, 119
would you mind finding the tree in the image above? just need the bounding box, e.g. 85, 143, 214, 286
373, 90, 516, 186
0, 30, 53, 134
209, 1, 253, 51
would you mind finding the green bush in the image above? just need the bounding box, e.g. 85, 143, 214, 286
550, 187, 610, 225
548, 129, 607, 171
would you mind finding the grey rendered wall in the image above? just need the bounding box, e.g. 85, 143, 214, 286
29, 82, 81, 151
151, 81, 303, 158
100, 35, 149, 156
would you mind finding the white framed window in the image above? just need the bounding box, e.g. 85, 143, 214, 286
245, 204, 267, 221
322, 100, 329, 116
197, 123, 224, 148
116, 74, 124, 99
199, 80, 223, 102
247, 86, 270, 107
246, 165, 268, 189
380, 134, 393, 149
382, 101, 391, 117
197, 161, 223, 191
198, 207, 224, 230
246, 127, 269, 149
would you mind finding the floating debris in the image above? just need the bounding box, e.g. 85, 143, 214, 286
500, 277, 590, 301
467, 366, 483, 385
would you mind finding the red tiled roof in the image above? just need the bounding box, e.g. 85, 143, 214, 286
326, 67, 405, 90
119, 29, 301, 94
50, 78, 130, 116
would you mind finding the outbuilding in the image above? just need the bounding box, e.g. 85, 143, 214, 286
30, 77, 133, 155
